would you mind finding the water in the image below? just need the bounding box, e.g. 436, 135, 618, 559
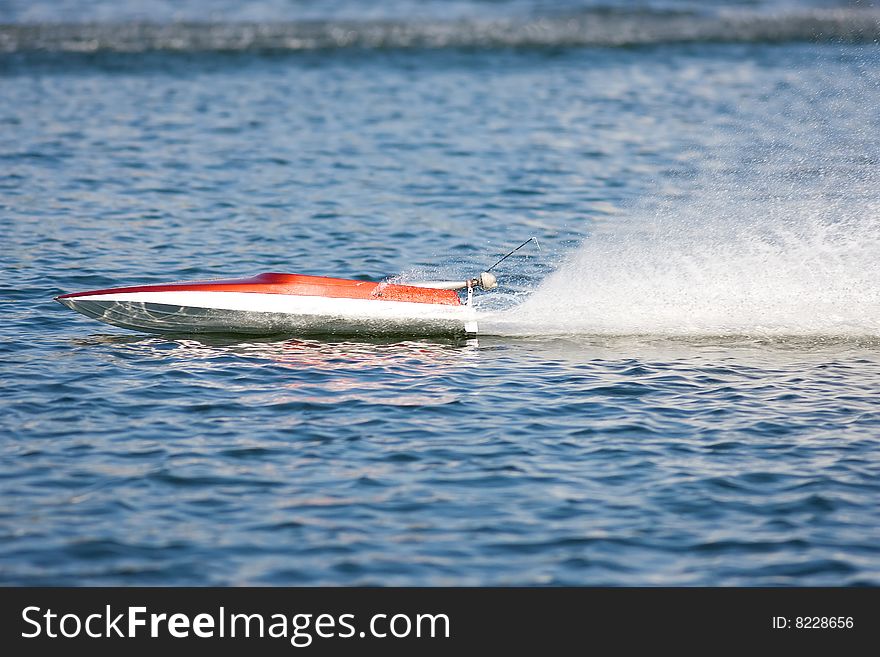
2, 0, 880, 585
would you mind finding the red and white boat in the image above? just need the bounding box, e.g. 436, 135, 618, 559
55, 271, 497, 337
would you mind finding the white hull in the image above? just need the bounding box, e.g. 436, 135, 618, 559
57, 290, 479, 336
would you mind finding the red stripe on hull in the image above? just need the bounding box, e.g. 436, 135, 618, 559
57, 272, 462, 306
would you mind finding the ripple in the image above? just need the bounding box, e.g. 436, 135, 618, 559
2, 37, 880, 587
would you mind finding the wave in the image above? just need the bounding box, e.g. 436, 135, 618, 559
1, 8, 878, 54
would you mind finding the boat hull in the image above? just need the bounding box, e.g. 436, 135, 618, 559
56, 290, 478, 336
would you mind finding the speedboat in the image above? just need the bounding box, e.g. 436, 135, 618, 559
54, 271, 498, 337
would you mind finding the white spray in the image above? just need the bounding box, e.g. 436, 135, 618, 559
482, 53, 880, 338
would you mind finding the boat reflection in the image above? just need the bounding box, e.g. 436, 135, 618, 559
73, 334, 482, 406
77, 331, 474, 357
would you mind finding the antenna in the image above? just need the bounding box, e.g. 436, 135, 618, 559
486, 237, 540, 273
407, 237, 539, 294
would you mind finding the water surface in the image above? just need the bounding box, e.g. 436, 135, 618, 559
2, 0, 879, 585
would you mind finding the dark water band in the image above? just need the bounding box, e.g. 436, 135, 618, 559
2, 9, 879, 54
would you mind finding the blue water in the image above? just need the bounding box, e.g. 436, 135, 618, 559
2, 0, 880, 585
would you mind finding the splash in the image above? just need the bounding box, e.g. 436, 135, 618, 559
483, 60, 880, 338
484, 199, 880, 337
